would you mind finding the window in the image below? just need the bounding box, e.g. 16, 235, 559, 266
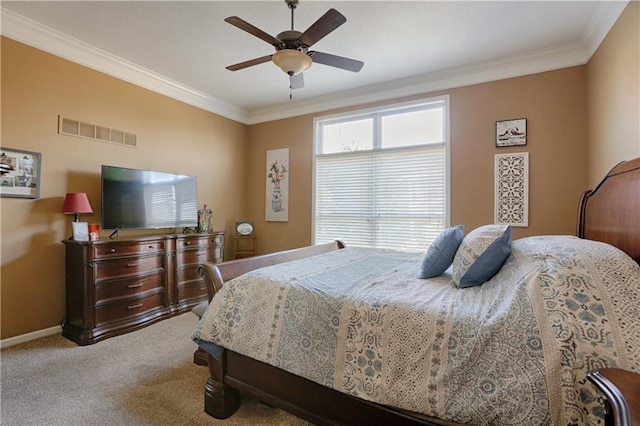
313, 96, 450, 251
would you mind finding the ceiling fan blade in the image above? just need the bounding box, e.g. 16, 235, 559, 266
290, 73, 305, 90
310, 51, 364, 72
298, 9, 346, 47
226, 55, 273, 71
225, 16, 282, 47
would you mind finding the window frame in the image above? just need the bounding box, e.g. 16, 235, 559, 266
312, 95, 451, 247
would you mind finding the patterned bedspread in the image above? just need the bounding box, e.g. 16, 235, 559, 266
193, 236, 640, 425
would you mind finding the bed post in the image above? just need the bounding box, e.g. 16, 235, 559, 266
204, 346, 240, 419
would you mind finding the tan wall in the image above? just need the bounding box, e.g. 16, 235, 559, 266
247, 67, 589, 255
0, 38, 248, 339
586, 1, 640, 186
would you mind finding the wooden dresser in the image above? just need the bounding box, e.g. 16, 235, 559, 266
62, 232, 224, 345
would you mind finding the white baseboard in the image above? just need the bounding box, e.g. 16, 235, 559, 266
0, 325, 62, 349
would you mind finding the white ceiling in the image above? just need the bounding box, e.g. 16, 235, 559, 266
0, 1, 629, 124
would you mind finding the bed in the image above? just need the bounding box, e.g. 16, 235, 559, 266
193, 157, 640, 426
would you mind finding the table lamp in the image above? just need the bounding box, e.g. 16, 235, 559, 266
61, 192, 93, 222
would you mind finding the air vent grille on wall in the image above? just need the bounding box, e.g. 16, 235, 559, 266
58, 116, 137, 148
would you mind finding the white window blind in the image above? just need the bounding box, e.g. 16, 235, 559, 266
145, 183, 177, 227
314, 97, 449, 252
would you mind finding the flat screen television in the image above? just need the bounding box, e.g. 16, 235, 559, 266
101, 165, 198, 230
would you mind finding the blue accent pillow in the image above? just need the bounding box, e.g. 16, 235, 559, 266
419, 225, 464, 278
452, 224, 512, 288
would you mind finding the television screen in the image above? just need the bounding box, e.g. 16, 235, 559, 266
101, 165, 198, 230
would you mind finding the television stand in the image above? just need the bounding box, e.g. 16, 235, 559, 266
61, 231, 225, 345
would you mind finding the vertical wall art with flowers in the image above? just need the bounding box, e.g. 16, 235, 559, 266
266, 148, 289, 221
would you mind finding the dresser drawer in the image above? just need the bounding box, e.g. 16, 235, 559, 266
93, 241, 165, 259
178, 236, 210, 249
95, 292, 164, 326
95, 255, 165, 280
210, 233, 224, 246
177, 281, 207, 302
95, 274, 164, 303
176, 247, 217, 265
178, 234, 223, 248
176, 264, 201, 284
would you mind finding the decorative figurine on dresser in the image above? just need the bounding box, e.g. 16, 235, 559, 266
62, 232, 224, 345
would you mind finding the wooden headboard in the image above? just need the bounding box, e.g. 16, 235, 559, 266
578, 157, 640, 265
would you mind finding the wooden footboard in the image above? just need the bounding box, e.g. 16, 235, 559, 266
198, 240, 346, 303
204, 345, 448, 426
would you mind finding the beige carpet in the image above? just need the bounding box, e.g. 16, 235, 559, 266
1, 312, 310, 425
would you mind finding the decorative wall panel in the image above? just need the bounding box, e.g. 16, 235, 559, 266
495, 152, 529, 227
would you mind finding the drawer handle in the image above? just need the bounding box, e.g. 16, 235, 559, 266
185, 241, 191, 246
127, 283, 144, 289
198, 286, 205, 291
127, 303, 143, 310
148, 245, 154, 250
109, 248, 116, 253
126, 262, 141, 267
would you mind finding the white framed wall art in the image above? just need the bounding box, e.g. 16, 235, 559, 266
494, 152, 529, 227
266, 148, 289, 222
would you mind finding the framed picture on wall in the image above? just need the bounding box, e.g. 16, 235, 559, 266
496, 118, 527, 147
265, 148, 289, 222
0, 147, 42, 199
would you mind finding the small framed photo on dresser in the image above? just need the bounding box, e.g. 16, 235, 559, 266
72, 222, 89, 241
496, 118, 527, 147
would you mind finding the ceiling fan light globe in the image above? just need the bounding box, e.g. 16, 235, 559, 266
273, 49, 312, 75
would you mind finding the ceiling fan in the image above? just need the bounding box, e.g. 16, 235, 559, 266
224, 0, 364, 91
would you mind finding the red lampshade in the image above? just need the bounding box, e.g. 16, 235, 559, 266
61, 193, 93, 222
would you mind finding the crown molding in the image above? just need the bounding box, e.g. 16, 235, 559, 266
0, 8, 249, 124
246, 42, 590, 125
1, 2, 626, 126
580, 0, 629, 58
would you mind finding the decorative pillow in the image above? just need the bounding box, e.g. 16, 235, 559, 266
419, 225, 464, 278
452, 224, 512, 288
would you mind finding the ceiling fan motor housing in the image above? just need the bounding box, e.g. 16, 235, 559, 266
276, 31, 306, 51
